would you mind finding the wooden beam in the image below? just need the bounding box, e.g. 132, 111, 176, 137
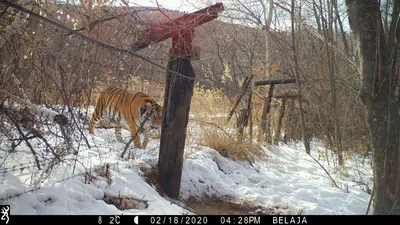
131, 3, 224, 51
275, 94, 299, 99
254, 78, 296, 86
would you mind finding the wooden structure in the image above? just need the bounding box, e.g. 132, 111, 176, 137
130, 3, 224, 198
255, 78, 296, 141
272, 94, 296, 144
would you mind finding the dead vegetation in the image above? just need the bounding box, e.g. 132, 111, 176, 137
103, 193, 148, 210
200, 127, 266, 163
140, 164, 166, 197
186, 87, 267, 163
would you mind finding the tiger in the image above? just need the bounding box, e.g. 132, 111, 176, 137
89, 86, 163, 149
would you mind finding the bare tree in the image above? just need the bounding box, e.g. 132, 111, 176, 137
319, 0, 344, 166
259, 0, 274, 141
345, 0, 400, 215
291, 0, 310, 153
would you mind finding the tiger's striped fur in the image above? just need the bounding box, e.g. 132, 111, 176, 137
89, 86, 163, 149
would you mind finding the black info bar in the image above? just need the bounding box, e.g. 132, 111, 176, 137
2, 215, 397, 225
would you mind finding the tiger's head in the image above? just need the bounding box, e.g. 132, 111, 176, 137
140, 101, 163, 130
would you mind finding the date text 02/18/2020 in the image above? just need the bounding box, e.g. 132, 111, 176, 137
150, 216, 209, 225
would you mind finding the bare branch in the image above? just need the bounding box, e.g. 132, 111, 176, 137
67, 12, 133, 35
309, 154, 341, 190
226, 75, 255, 123
1, 0, 195, 81
273, 1, 291, 13
301, 23, 357, 69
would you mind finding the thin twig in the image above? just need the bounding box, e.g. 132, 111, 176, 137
226, 75, 254, 123
309, 154, 340, 190
121, 113, 152, 158
0, 5, 9, 19
66, 12, 132, 35
3, 109, 41, 170
189, 118, 235, 142
13, 124, 41, 170
366, 188, 374, 215
34, 130, 62, 161
134, 195, 147, 209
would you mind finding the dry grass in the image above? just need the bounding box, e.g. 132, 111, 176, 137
139, 165, 166, 197
103, 193, 148, 210
186, 87, 268, 163
190, 88, 232, 120
200, 127, 266, 163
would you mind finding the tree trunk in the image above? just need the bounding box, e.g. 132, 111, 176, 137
333, 0, 350, 54
247, 85, 253, 140
158, 57, 195, 198
260, 0, 274, 140
321, 0, 344, 166
291, 0, 311, 154
312, 0, 322, 32
345, 0, 400, 215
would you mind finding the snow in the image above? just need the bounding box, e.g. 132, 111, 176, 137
0, 108, 373, 215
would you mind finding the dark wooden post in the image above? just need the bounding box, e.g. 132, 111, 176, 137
157, 4, 225, 198
274, 94, 287, 144
127, 3, 224, 198
237, 108, 249, 140
158, 28, 195, 198
260, 84, 275, 141
274, 93, 299, 144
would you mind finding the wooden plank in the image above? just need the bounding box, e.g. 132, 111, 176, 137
254, 78, 296, 86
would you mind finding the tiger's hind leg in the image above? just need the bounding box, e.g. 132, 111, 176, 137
89, 113, 97, 134
89, 95, 104, 134
114, 127, 125, 144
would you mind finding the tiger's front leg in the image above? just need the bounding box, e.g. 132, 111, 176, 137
128, 120, 143, 149
141, 129, 150, 149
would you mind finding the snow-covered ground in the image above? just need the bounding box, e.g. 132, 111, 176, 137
0, 108, 373, 215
